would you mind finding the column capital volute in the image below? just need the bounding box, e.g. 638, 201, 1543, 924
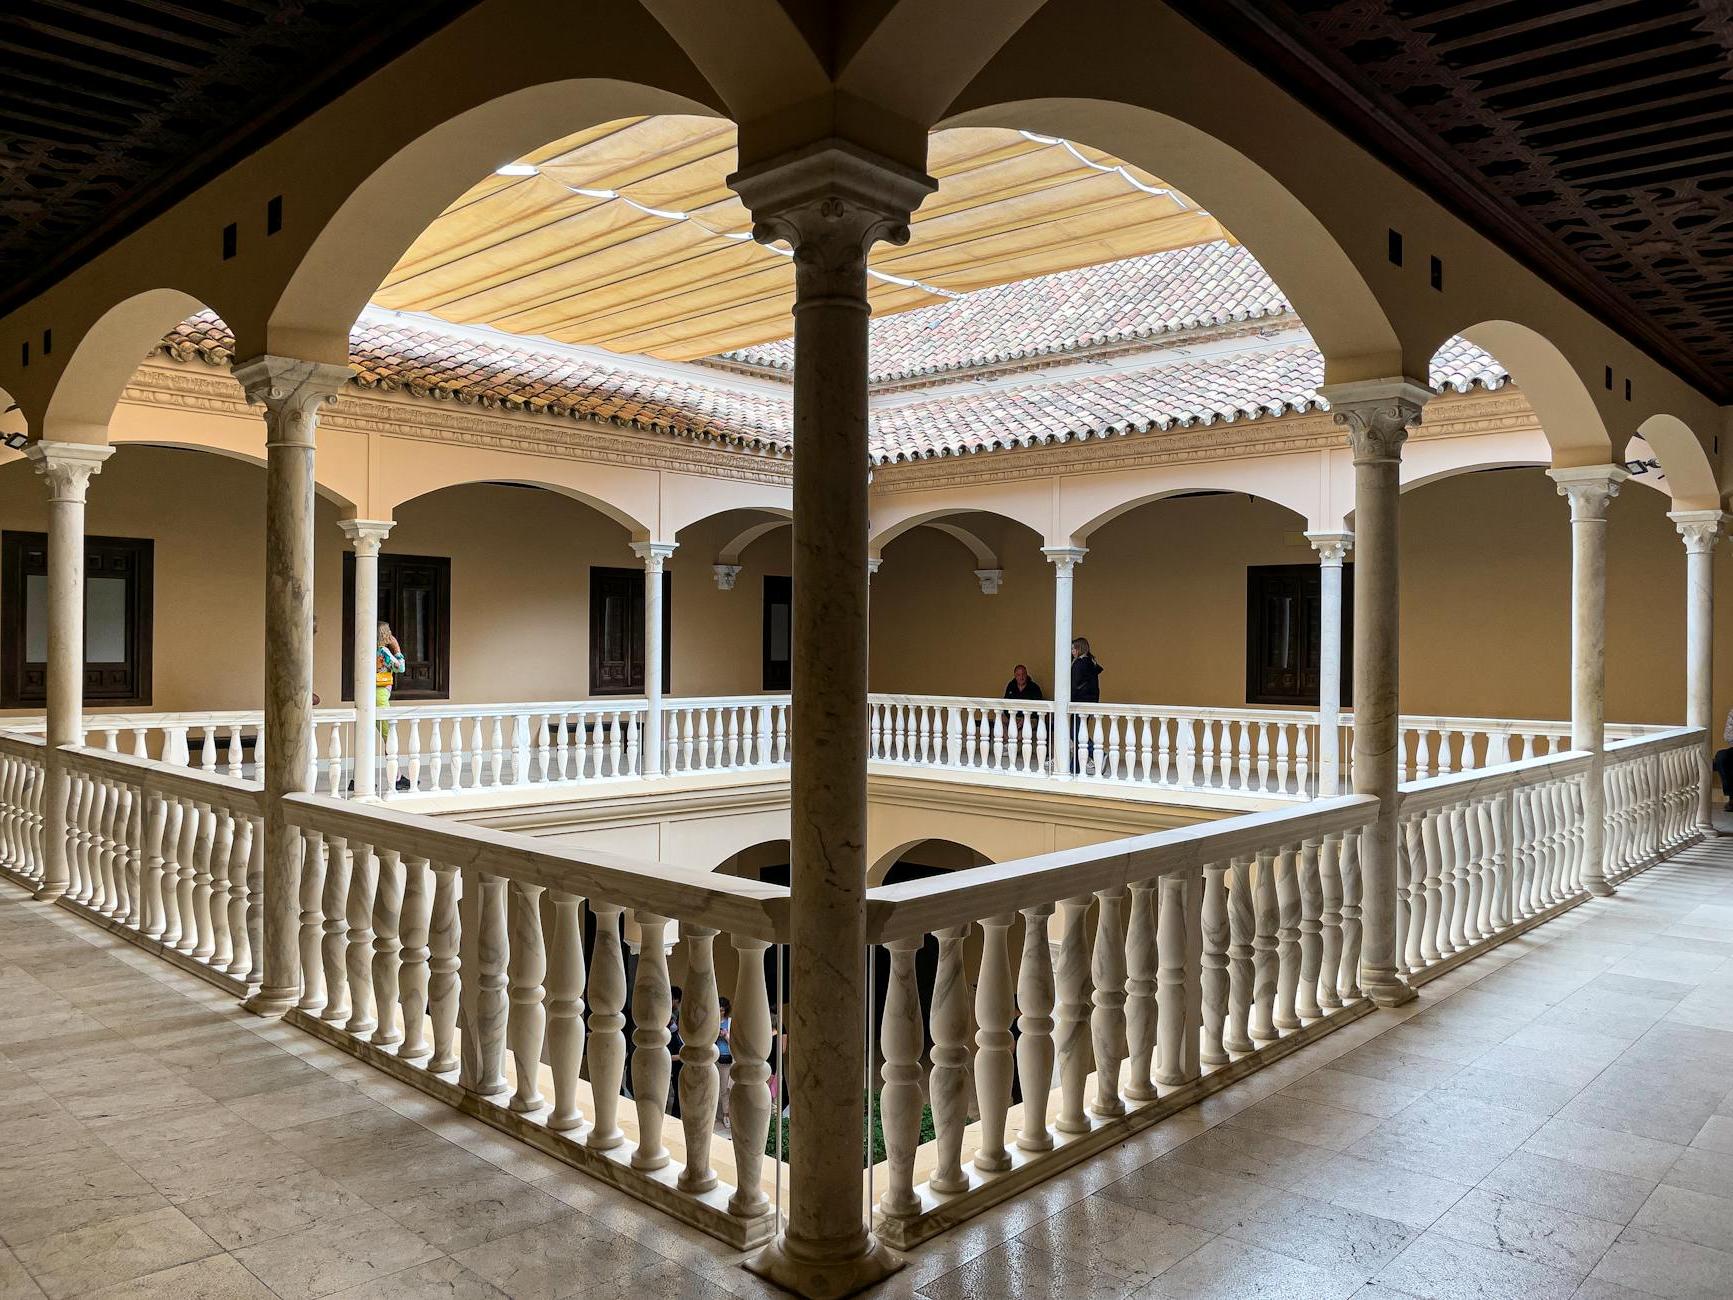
1304, 530, 1354, 565
1547, 464, 1628, 522
729, 140, 936, 286
232, 355, 352, 449
1042, 545, 1088, 573
1668, 508, 1726, 554
712, 563, 743, 590
1319, 378, 1431, 465
338, 517, 394, 555
630, 540, 677, 571
24, 440, 114, 503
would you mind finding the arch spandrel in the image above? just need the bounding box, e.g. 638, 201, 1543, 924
1634, 414, 1719, 511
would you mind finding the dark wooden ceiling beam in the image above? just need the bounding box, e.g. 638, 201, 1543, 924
1522, 85, 1732, 137
10, 14, 204, 75
49, 0, 248, 37
0, 36, 176, 91
1434, 13, 1695, 72
1485, 38, 1716, 100
32, 0, 230, 52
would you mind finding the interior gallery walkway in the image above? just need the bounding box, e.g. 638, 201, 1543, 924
3, 835, 1730, 1300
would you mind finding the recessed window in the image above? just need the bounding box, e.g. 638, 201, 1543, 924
1245, 564, 1352, 707
588, 566, 670, 696
763, 574, 791, 691
2, 532, 154, 707
342, 552, 450, 700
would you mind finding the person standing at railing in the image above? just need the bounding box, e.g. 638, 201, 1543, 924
1714, 707, 1733, 811
375, 623, 408, 792
1070, 637, 1104, 774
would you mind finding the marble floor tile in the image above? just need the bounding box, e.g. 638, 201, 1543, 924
230, 1208, 443, 1300
1012, 1194, 1211, 1281
1522, 1115, 1688, 1181
0, 1244, 44, 1298
1429, 1187, 1621, 1277
1096, 1156, 1277, 1232
177, 1165, 372, 1251
1144, 1234, 1366, 1300
1221, 1091, 1385, 1151
1629, 1182, 1733, 1252
1275, 1067, 1427, 1119
1590, 1225, 1733, 1300
78, 1252, 278, 1299
453, 1210, 681, 1300
1219, 1188, 1414, 1277
1286, 1151, 1474, 1231
10, 1206, 220, 1300
0, 1162, 170, 1247
373, 1167, 572, 1253
1375, 1228, 1582, 1300
1478, 1151, 1657, 1225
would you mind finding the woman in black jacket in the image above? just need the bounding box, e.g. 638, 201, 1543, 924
1070, 638, 1103, 773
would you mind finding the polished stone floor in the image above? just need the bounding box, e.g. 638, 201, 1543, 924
2, 839, 1732, 1299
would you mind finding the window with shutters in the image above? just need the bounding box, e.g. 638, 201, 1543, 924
1, 531, 154, 708
1245, 563, 1352, 706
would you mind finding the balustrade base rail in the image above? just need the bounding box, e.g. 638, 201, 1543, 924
872, 997, 1377, 1251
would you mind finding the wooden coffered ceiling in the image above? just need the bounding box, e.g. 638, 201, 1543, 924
1166, 0, 1733, 399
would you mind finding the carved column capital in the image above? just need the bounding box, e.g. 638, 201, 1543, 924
712, 563, 743, 591
866, 556, 883, 579
1042, 545, 1088, 576
730, 141, 936, 300
25, 440, 113, 504
233, 355, 352, 449
1305, 530, 1354, 567
1320, 379, 1431, 465
975, 568, 1004, 595
1548, 465, 1628, 523
630, 540, 677, 573
338, 517, 394, 557
1669, 508, 1726, 554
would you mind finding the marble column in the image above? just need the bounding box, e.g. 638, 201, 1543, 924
1549, 465, 1628, 896
25, 441, 113, 901
236, 357, 351, 1016
731, 141, 934, 1299
1321, 380, 1430, 1008
1043, 546, 1087, 777
1305, 532, 1353, 797
1669, 510, 1723, 830
631, 541, 676, 777
339, 519, 393, 799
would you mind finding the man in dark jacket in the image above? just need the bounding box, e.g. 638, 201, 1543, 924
1004, 664, 1043, 701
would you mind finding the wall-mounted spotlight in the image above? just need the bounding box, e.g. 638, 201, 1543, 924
1623, 457, 1661, 477
2, 431, 29, 451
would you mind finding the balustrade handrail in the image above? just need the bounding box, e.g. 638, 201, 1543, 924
59, 743, 268, 814
1396, 748, 1592, 816
1605, 725, 1705, 761
280, 790, 789, 941
863, 792, 1379, 943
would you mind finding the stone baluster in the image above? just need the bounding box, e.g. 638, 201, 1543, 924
1225, 856, 1255, 1053
545, 891, 587, 1130
1123, 881, 1159, 1101
1462, 799, 1487, 941
187, 800, 217, 958
1338, 831, 1363, 1000
369, 849, 405, 1046
1089, 888, 1129, 1117
207, 808, 233, 966
1016, 902, 1057, 1151
1274, 846, 1301, 1031
343, 843, 379, 1036
506, 879, 547, 1110
729, 936, 773, 1219
1447, 804, 1472, 949
427, 863, 461, 1072
397, 856, 433, 1061
1296, 839, 1323, 1020
678, 924, 722, 1192
1200, 862, 1230, 1063
879, 935, 925, 1217
1400, 817, 1426, 972
929, 924, 972, 1193
585, 902, 627, 1150
1054, 895, 1094, 1134
1417, 809, 1444, 963
629, 912, 674, 1170
319, 835, 353, 1024
156, 797, 184, 946
1250, 849, 1280, 1042
1154, 873, 1194, 1085
459, 871, 509, 1097
973, 914, 1015, 1170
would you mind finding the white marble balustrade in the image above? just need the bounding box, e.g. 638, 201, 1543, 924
278, 790, 789, 1249
0, 731, 48, 889
659, 697, 790, 774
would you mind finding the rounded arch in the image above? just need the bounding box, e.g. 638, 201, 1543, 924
718, 516, 790, 566
43, 289, 224, 444
386, 476, 651, 537
116, 440, 358, 512
869, 836, 995, 887
1448, 321, 1613, 467
1073, 485, 1308, 545
941, 97, 1405, 382
1635, 414, 1719, 510
267, 84, 720, 362
870, 502, 1046, 552
926, 520, 999, 570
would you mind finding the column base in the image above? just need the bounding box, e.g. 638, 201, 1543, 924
243, 986, 299, 1019
745, 1231, 903, 1300
33, 882, 67, 903
1585, 878, 1617, 898
1360, 971, 1416, 1008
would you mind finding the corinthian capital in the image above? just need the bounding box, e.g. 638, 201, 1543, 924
729, 141, 936, 295
1319, 379, 1432, 465
1669, 508, 1726, 555
232, 355, 352, 448
25, 440, 114, 504
1548, 465, 1628, 523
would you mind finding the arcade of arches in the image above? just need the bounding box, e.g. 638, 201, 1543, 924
3, 7, 1733, 1299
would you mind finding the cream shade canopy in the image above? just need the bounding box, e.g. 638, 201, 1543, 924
374, 116, 1229, 362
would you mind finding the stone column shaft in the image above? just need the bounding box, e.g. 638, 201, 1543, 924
1307, 532, 1353, 797
237, 357, 351, 1015
26, 441, 113, 900
631, 541, 676, 776
1550, 465, 1628, 895
731, 141, 934, 1300
340, 520, 393, 799
1323, 380, 1429, 1009
1043, 547, 1086, 777
1671, 510, 1724, 829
